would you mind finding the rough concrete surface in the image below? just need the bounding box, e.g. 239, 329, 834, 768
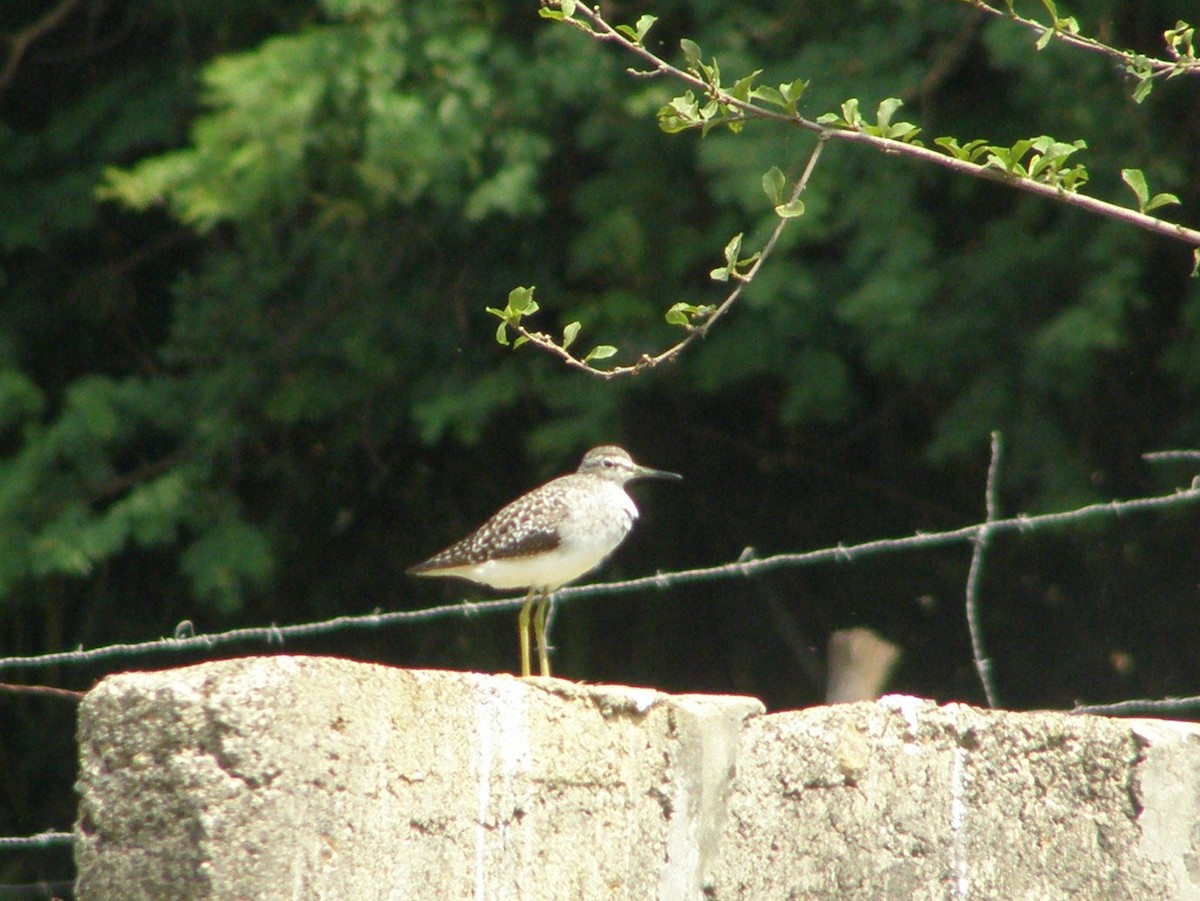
707, 694, 1200, 900
74, 656, 762, 901
74, 658, 1200, 900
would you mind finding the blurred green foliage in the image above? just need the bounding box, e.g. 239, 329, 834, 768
2, 0, 1200, 883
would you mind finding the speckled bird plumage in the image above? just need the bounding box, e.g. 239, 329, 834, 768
408, 445, 681, 678
408, 446, 674, 591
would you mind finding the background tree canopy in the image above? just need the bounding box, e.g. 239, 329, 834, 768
2, 0, 1199, 887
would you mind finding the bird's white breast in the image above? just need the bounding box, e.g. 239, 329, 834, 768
449, 482, 638, 591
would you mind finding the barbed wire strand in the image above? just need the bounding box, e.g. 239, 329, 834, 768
2, 480, 1198, 675
1143, 450, 1200, 463
0, 882, 76, 901
1071, 696, 1200, 716
1, 479, 1200, 857
964, 431, 1002, 708
0, 831, 73, 850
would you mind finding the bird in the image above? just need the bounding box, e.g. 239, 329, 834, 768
407, 445, 681, 678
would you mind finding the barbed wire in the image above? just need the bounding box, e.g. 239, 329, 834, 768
1, 472, 1199, 862
0, 831, 73, 851
2, 477, 1198, 675
1071, 695, 1200, 716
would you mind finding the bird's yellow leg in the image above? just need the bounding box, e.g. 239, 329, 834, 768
534, 591, 552, 678
518, 590, 534, 678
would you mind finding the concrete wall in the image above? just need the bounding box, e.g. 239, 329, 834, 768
74, 656, 1200, 900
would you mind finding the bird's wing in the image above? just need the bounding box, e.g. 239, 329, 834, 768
412, 485, 570, 571
460, 488, 568, 560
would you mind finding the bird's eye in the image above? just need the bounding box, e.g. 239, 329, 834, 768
603, 459, 615, 468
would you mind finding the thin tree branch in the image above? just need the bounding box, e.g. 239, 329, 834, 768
961, 0, 1200, 80
0, 681, 84, 701
555, 2, 1200, 249
526, 1, 1200, 377
511, 133, 828, 378
0, 0, 81, 97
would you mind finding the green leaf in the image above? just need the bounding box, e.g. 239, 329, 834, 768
658, 91, 701, 133
1144, 192, 1181, 214
1121, 168, 1150, 210
762, 166, 786, 206
1123, 168, 1180, 214
723, 232, 744, 269
494, 321, 510, 346
583, 344, 618, 363
508, 285, 536, 314
817, 98, 863, 130
665, 304, 690, 326
876, 97, 904, 129
615, 14, 657, 44
562, 320, 581, 350
780, 79, 808, 104
680, 39, 702, 70
730, 70, 763, 103
750, 85, 785, 108
665, 302, 715, 327
775, 198, 805, 219
934, 137, 991, 162
1165, 21, 1196, 59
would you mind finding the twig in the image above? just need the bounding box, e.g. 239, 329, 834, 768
0, 0, 81, 97
964, 431, 1002, 708
511, 134, 829, 378
556, 3, 1200, 249
525, 2, 1200, 377
0, 682, 84, 701
961, 0, 1200, 81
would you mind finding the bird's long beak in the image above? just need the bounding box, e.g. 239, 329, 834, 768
634, 464, 682, 481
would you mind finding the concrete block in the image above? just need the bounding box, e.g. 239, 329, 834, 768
74, 656, 763, 901
708, 695, 1200, 900
74, 658, 1200, 900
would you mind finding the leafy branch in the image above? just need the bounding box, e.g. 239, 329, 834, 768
512, 0, 1200, 377
490, 135, 827, 379
542, 0, 1199, 246
960, 1, 1198, 103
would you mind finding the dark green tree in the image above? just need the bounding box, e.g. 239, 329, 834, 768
2, 0, 1199, 886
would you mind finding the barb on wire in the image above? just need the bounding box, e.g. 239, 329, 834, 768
2, 476, 1199, 674
964, 431, 1002, 708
